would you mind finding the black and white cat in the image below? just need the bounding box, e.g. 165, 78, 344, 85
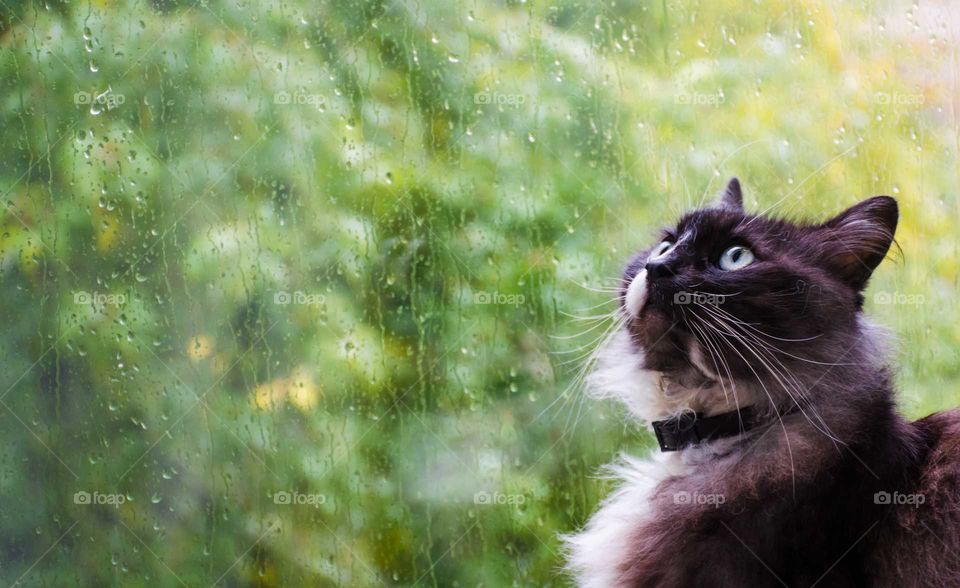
563, 179, 960, 587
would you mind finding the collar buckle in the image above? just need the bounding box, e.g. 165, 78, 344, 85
652, 412, 700, 451
651, 407, 757, 452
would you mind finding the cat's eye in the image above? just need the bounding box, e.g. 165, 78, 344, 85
718, 245, 755, 270
648, 240, 674, 260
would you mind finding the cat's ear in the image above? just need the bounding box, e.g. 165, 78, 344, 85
815, 196, 898, 290
717, 177, 743, 211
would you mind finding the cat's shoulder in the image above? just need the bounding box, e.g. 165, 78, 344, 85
913, 408, 960, 487
916, 407, 960, 436
871, 409, 960, 586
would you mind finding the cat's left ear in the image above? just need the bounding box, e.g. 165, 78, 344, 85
717, 177, 743, 211
815, 196, 898, 290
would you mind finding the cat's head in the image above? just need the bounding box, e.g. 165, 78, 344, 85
589, 178, 898, 422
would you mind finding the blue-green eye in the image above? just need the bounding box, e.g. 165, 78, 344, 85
718, 245, 755, 270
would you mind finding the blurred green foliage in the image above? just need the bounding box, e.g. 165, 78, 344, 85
1, 0, 958, 585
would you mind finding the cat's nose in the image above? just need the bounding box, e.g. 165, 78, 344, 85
644, 259, 676, 280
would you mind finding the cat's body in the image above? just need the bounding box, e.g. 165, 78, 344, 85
564, 180, 960, 587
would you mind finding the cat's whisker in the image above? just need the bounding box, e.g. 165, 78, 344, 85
550, 319, 626, 354
695, 305, 843, 446
555, 344, 615, 366
697, 140, 769, 207
689, 307, 799, 497
697, 306, 816, 405
555, 340, 622, 366
539, 312, 627, 425
683, 311, 734, 408
551, 341, 613, 357
698, 304, 830, 396
739, 143, 862, 234
686, 309, 749, 433
700, 303, 821, 343
559, 310, 616, 322
549, 319, 614, 340
555, 314, 627, 430
568, 281, 623, 294
565, 382, 592, 439
570, 298, 620, 312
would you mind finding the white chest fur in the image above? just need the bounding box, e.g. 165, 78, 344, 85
562, 282, 764, 587
564, 320, 737, 587
562, 452, 690, 588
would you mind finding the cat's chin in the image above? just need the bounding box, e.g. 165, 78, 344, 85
625, 308, 674, 349
588, 327, 747, 423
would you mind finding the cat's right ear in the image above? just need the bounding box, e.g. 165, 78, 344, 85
814, 196, 899, 291
717, 177, 743, 211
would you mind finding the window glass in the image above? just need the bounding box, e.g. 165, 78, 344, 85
0, 0, 953, 585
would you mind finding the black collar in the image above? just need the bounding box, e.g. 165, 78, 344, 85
652, 407, 759, 452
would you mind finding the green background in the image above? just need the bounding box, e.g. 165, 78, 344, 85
1, 0, 957, 585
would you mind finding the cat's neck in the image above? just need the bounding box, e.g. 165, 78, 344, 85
647, 361, 900, 461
